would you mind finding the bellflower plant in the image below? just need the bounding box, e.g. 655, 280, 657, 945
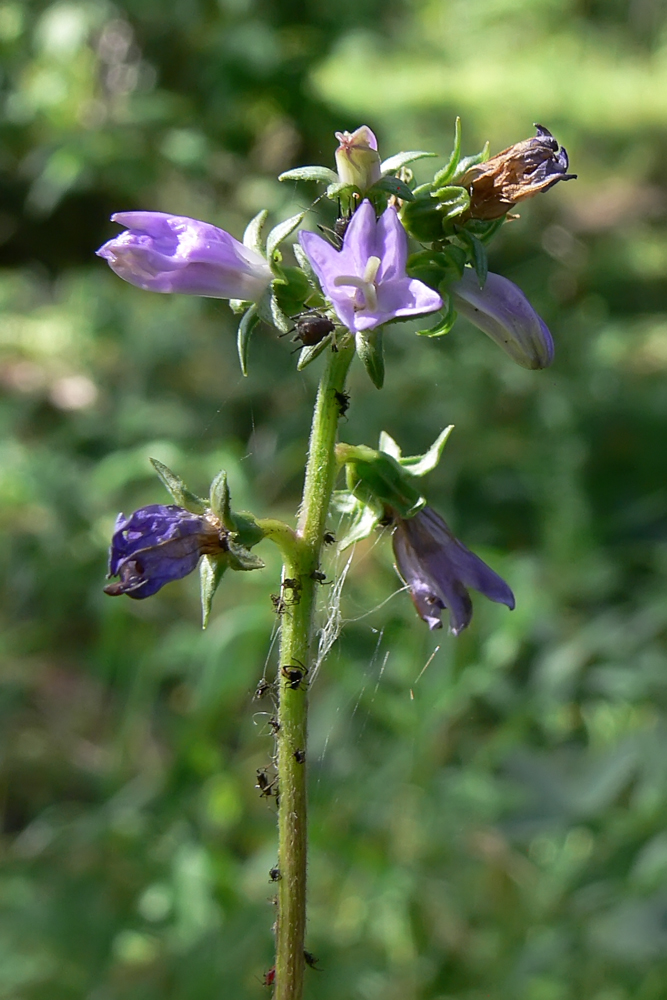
98, 119, 574, 1000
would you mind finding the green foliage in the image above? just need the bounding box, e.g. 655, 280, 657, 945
2, 0, 667, 998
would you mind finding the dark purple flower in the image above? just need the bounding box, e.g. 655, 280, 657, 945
451, 268, 554, 369
299, 200, 442, 333
460, 124, 576, 220
97, 212, 272, 301
104, 504, 227, 599
392, 506, 515, 635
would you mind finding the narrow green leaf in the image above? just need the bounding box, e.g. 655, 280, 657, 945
243, 209, 268, 256
433, 117, 462, 187
237, 304, 260, 377
266, 211, 305, 261
278, 165, 339, 185
149, 458, 207, 512
380, 150, 437, 174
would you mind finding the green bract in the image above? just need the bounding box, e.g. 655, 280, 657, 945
334, 426, 454, 548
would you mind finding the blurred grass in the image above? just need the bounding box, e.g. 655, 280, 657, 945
1, 0, 667, 998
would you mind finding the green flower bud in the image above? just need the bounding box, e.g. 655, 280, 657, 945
335, 126, 382, 191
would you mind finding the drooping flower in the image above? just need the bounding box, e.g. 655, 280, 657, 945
104, 504, 228, 599
97, 212, 272, 301
299, 200, 442, 333
335, 125, 382, 191
392, 506, 515, 635
451, 268, 554, 370
460, 124, 576, 220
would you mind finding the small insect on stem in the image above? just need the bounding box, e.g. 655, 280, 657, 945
304, 951, 322, 971
267, 717, 280, 735
281, 576, 302, 605
256, 767, 278, 798
323, 531, 336, 546
254, 677, 273, 701
262, 966, 276, 988
268, 866, 281, 882
281, 660, 308, 691
334, 389, 350, 418
310, 569, 332, 585
270, 593, 290, 616
293, 748, 305, 764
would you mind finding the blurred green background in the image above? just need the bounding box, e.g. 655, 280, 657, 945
2, 1, 667, 998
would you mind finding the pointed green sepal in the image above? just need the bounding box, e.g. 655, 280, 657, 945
209, 470, 232, 526
267, 212, 306, 262
237, 304, 260, 377
356, 327, 384, 389
243, 210, 268, 256
278, 165, 338, 185
457, 231, 488, 287
381, 150, 437, 175
150, 458, 207, 513
394, 425, 454, 476
433, 117, 462, 188
200, 555, 228, 629
227, 538, 265, 572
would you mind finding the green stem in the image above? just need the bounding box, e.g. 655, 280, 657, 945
274, 337, 355, 1000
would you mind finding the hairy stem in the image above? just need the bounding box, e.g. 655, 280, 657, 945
274, 337, 355, 1000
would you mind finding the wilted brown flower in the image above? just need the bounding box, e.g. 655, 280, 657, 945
460, 124, 576, 220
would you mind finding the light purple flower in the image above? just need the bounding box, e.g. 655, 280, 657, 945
392, 505, 515, 635
451, 268, 554, 370
299, 200, 442, 333
97, 212, 272, 301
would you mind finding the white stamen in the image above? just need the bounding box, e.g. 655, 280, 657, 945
333, 255, 381, 312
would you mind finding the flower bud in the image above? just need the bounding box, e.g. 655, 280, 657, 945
460, 125, 576, 220
97, 212, 272, 301
334, 126, 382, 191
451, 268, 554, 369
